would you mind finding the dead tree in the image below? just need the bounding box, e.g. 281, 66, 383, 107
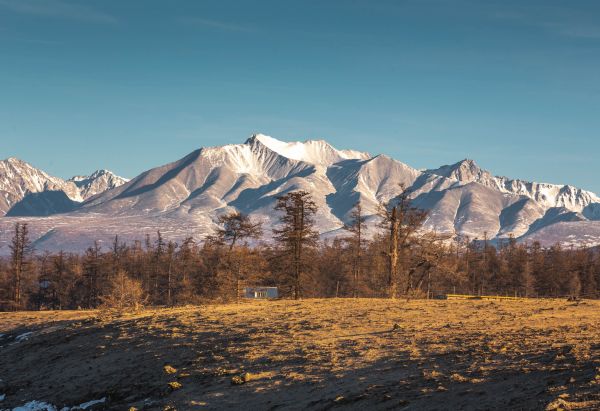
273, 191, 319, 299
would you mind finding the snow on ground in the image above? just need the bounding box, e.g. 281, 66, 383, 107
14, 332, 33, 343
75, 397, 106, 410
8, 397, 106, 411
11, 401, 57, 411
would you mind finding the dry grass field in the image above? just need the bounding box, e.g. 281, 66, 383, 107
1, 299, 600, 410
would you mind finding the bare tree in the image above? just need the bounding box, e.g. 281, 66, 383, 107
216, 211, 263, 251
343, 201, 367, 297
177, 237, 198, 303
404, 232, 453, 298
111, 235, 127, 278
166, 241, 177, 306
9, 223, 31, 309
379, 186, 427, 298
83, 241, 101, 308
273, 191, 319, 299
152, 231, 165, 303
215, 211, 263, 298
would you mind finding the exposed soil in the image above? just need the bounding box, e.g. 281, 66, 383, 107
1, 299, 600, 410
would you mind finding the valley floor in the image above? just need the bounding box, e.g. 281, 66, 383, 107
1, 299, 600, 410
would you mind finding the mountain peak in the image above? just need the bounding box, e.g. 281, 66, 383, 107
246, 133, 370, 165
427, 158, 489, 183
247, 133, 333, 160
66, 169, 129, 201
456, 158, 478, 167
2, 157, 36, 169
68, 169, 127, 183
0, 159, 129, 215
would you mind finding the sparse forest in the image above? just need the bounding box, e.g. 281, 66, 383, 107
1, 190, 599, 311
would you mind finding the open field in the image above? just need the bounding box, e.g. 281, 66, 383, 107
1, 299, 600, 410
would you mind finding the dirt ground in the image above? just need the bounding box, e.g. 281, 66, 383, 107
1, 299, 600, 410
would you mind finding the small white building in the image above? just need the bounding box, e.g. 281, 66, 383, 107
243, 286, 278, 299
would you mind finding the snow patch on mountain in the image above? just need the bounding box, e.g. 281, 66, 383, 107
248, 133, 370, 165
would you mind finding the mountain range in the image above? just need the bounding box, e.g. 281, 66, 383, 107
0, 157, 128, 217
1, 134, 600, 253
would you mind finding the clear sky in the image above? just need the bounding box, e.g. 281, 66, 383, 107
1, 0, 599, 191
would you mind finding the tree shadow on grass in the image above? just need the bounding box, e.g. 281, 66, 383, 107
2, 310, 599, 411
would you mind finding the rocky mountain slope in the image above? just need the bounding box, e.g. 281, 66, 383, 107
67, 169, 129, 202
0, 157, 128, 216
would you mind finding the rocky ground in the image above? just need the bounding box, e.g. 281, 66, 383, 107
1, 299, 600, 410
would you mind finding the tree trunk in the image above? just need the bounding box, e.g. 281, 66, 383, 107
354, 216, 361, 298
388, 207, 399, 298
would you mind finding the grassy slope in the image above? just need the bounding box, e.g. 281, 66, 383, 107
1, 299, 600, 410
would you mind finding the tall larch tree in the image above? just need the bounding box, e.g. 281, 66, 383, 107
273, 191, 319, 299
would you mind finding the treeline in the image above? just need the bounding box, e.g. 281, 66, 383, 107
1, 189, 599, 310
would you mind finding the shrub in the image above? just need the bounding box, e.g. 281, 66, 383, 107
100, 270, 146, 314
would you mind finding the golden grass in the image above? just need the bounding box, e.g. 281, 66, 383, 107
1, 298, 599, 410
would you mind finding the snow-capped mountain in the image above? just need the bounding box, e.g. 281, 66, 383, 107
67, 170, 129, 202
1, 133, 600, 252
78, 134, 373, 234
0, 157, 66, 215
0, 157, 128, 216
428, 159, 600, 212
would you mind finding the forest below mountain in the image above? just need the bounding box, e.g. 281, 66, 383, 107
1, 189, 599, 311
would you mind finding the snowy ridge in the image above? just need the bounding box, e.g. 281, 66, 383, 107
0, 158, 127, 216
0, 157, 65, 199
428, 159, 600, 212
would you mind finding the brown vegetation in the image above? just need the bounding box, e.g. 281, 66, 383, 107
1, 299, 599, 409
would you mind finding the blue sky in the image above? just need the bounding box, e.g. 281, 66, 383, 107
1, 0, 599, 191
